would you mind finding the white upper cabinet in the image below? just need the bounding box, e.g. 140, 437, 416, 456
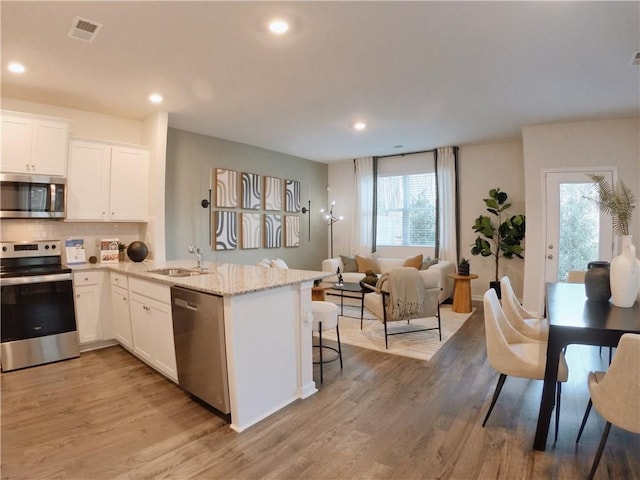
109, 145, 150, 221
1, 111, 70, 176
67, 138, 150, 222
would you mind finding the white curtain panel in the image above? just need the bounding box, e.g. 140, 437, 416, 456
352, 156, 374, 255
437, 147, 457, 263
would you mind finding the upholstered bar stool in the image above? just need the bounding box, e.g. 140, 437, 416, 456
311, 301, 342, 384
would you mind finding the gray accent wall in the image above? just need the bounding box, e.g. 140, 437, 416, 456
166, 127, 329, 270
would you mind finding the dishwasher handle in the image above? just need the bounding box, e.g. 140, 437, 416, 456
174, 297, 199, 311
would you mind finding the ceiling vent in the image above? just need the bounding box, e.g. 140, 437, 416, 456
67, 16, 103, 43
631, 51, 640, 66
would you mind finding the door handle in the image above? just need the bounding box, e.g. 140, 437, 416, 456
547, 254, 554, 260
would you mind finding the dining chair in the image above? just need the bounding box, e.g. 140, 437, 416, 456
566, 270, 586, 283
482, 289, 568, 442
500, 276, 549, 341
575, 333, 640, 480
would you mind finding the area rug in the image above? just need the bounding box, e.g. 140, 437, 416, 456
317, 301, 474, 362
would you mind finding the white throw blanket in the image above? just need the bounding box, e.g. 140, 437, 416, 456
385, 267, 425, 320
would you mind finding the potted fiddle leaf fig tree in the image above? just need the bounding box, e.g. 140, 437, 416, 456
471, 188, 526, 297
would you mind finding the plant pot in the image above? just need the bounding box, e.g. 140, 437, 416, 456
490, 281, 501, 299
458, 264, 470, 276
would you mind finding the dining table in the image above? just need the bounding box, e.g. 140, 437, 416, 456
533, 282, 640, 451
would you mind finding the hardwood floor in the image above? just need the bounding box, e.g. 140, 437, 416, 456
2, 303, 638, 479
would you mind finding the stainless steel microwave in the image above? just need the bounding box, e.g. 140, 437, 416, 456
0, 174, 66, 219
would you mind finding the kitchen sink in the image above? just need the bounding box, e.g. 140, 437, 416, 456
147, 267, 208, 277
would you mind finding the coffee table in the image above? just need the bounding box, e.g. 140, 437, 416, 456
329, 282, 367, 320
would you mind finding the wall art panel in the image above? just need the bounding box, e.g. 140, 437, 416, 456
241, 172, 261, 209
284, 179, 301, 213
215, 211, 237, 250
215, 168, 238, 208
284, 215, 300, 247
241, 213, 261, 249
264, 214, 282, 248
264, 176, 282, 211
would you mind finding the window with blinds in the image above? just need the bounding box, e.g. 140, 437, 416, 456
376, 152, 436, 247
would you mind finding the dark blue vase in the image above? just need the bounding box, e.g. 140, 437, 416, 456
584, 261, 611, 302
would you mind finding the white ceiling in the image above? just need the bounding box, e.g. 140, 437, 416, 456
2, 1, 639, 163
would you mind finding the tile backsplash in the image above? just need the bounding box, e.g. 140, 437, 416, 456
0, 220, 148, 262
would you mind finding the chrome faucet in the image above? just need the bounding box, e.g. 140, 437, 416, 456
188, 244, 204, 270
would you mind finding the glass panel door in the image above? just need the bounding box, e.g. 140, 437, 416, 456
544, 170, 614, 283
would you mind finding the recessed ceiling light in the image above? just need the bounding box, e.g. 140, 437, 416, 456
8, 62, 25, 74
354, 122, 367, 131
268, 19, 289, 35
149, 93, 163, 104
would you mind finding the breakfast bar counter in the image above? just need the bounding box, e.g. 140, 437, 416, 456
74, 260, 330, 432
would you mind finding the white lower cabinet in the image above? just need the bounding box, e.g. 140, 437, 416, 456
128, 278, 177, 382
110, 272, 132, 351
74, 272, 103, 344
111, 284, 133, 351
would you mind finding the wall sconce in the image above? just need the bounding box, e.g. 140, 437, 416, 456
301, 200, 311, 241
320, 201, 343, 258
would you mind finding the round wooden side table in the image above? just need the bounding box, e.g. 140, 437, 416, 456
312, 284, 333, 301
448, 273, 479, 313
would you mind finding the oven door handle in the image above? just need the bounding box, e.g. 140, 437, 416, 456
0, 272, 73, 286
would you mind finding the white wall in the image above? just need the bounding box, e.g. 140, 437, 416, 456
2, 98, 143, 144
459, 142, 525, 299
326, 160, 354, 259
522, 117, 640, 312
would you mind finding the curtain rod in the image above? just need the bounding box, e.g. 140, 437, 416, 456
372, 147, 436, 160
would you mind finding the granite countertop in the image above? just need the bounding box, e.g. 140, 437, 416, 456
71, 260, 330, 297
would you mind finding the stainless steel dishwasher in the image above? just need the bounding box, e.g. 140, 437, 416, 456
171, 286, 230, 415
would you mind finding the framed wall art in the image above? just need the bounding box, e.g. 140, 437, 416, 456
284, 215, 300, 247
241, 213, 261, 249
285, 179, 301, 213
264, 214, 282, 248
215, 210, 237, 250
241, 172, 261, 209
215, 168, 238, 208
263, 176, 282, 211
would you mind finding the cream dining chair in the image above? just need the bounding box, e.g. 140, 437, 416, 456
566, 270, 586, 283
500, 276, 549, 341
482, 289, 568, 442
575, 333, 640, 480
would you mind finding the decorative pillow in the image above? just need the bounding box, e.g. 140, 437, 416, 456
270, 258, 289, 269
257, 258, 272, 268
361, 269, 378, 288
421, 257, 439, 270
356, 254, 381, 274
403, 254, 423, 270
340, 254, 357, 272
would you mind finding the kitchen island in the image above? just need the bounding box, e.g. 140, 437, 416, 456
73, 260, 330, 432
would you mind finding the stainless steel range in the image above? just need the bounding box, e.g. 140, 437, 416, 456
0, 240, 79, 372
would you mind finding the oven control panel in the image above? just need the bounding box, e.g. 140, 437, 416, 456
0, 240, 61, 258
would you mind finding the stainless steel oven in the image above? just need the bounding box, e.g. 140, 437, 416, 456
1, 240, 78, 372
0, 173, 66, 219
